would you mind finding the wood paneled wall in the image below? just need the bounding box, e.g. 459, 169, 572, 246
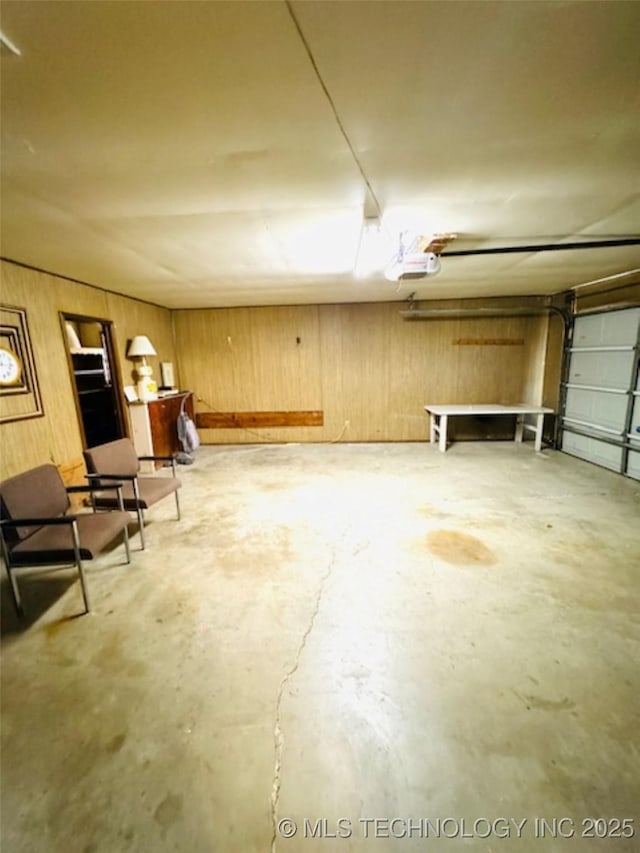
521, 315, 549, 405
174, 299, 554, 444
5, 259, 634, 470
0, 261, 175, 481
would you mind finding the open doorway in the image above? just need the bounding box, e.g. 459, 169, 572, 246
60, 313, 126, 448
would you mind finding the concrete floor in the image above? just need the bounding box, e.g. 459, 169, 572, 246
1, 442, 639, 852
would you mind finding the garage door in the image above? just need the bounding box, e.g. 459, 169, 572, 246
561, 306, 640, 479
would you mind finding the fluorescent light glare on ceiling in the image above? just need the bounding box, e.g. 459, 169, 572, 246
284, 211, 362, 275
355, 217, 393, 278
383, 206, 445, 241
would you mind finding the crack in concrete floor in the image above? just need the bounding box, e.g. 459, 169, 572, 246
269, 534, 368, 853
269, 552, 336, 852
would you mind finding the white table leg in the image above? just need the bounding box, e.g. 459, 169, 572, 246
515, 415, 524, 443
429, 413, 436, 444
439, 414, 448, 452
534, 413, 544, 452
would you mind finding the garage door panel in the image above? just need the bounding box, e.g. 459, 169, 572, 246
564, 387, 627, 433
572, 307, 640, 347
626, 450, 640, 480
568, 350, 635, 389
629, 395, 640, 442
562, 306, 639, 480
562, 432, 624, 472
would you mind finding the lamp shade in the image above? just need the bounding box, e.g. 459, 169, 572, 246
127, 335, 157, 358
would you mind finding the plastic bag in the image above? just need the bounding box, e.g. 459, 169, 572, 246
177, 412, 200, 453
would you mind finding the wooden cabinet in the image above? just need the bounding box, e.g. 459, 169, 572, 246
129, 392, 194, 466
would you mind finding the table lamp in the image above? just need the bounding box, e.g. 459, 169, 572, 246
127, 335, 157, 401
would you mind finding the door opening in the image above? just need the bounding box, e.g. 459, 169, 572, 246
61, 314, 126, 448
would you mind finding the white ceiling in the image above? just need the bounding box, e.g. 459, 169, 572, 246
1, 0, 639, 309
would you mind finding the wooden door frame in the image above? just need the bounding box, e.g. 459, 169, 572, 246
59, 312, 129, 447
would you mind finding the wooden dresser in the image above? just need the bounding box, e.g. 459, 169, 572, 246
128, 392, 194, 467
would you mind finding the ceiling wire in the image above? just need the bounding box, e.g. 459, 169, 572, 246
285, 1, 383, 220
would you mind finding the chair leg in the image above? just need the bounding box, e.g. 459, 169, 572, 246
1, 537, 23, 616
76, 559, 91, 614
123, 523, 131, 564
137, 506, 146, 550
131, 479, 146, 550
71, 521, 91, 614
6, 567, 24, 617
175, 490, 181, 521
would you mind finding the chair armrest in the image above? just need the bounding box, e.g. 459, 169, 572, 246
68, 482, 126, 511
138, 455, 177, 476
85, 472, 140, 504
67, 484, 124, 494
1, 515, 77, 528
85, 473, 136, 481
138, 455, 175, 462
1, 516, 85, 566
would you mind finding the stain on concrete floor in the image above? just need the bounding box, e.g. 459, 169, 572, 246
426, 528, 496, 565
